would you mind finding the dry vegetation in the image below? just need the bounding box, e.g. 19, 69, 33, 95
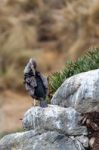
0, 0, 99, 91
0, 0, 99, 137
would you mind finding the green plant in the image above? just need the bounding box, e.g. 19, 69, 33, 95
49, 47, 99, 94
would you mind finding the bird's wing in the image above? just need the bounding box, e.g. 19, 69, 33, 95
40, 75, 48, 89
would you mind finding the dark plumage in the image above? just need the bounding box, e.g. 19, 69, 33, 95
24, 58, 48, 107
34, 72, 46, 99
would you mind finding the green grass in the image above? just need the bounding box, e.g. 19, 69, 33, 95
49, 47, 99, 94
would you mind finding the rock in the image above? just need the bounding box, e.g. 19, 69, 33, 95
0, 130, 85, 150
22, 105, 87, 136
75, 135, 89, 148
51, 69, 99, 113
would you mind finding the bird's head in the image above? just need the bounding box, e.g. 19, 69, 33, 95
29, 58, 37, 75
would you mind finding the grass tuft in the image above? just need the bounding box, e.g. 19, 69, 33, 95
49, 47, 99, 94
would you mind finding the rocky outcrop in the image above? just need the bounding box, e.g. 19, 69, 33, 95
1, 69, 99, 150
23, 105, 87, 136
51, 69, 99, 113
0, 130, 87, 150
0, 106, 88, 150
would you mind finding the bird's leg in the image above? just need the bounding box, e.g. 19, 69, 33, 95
32, 98, 36, 106
33, 99, 40, 106
34, 99, 36, 106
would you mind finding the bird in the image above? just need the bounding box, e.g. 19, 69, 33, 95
24, 58, 48, 107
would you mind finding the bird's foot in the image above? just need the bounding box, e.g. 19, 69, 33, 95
40, 100, 48, 108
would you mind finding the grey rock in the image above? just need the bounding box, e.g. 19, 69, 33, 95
0, 130, 85, 150
51, 69, 99, 113
75, 135, 89, 148
22, 105, 87, 136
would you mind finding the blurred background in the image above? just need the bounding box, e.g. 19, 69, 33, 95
0, 0, 99, 136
